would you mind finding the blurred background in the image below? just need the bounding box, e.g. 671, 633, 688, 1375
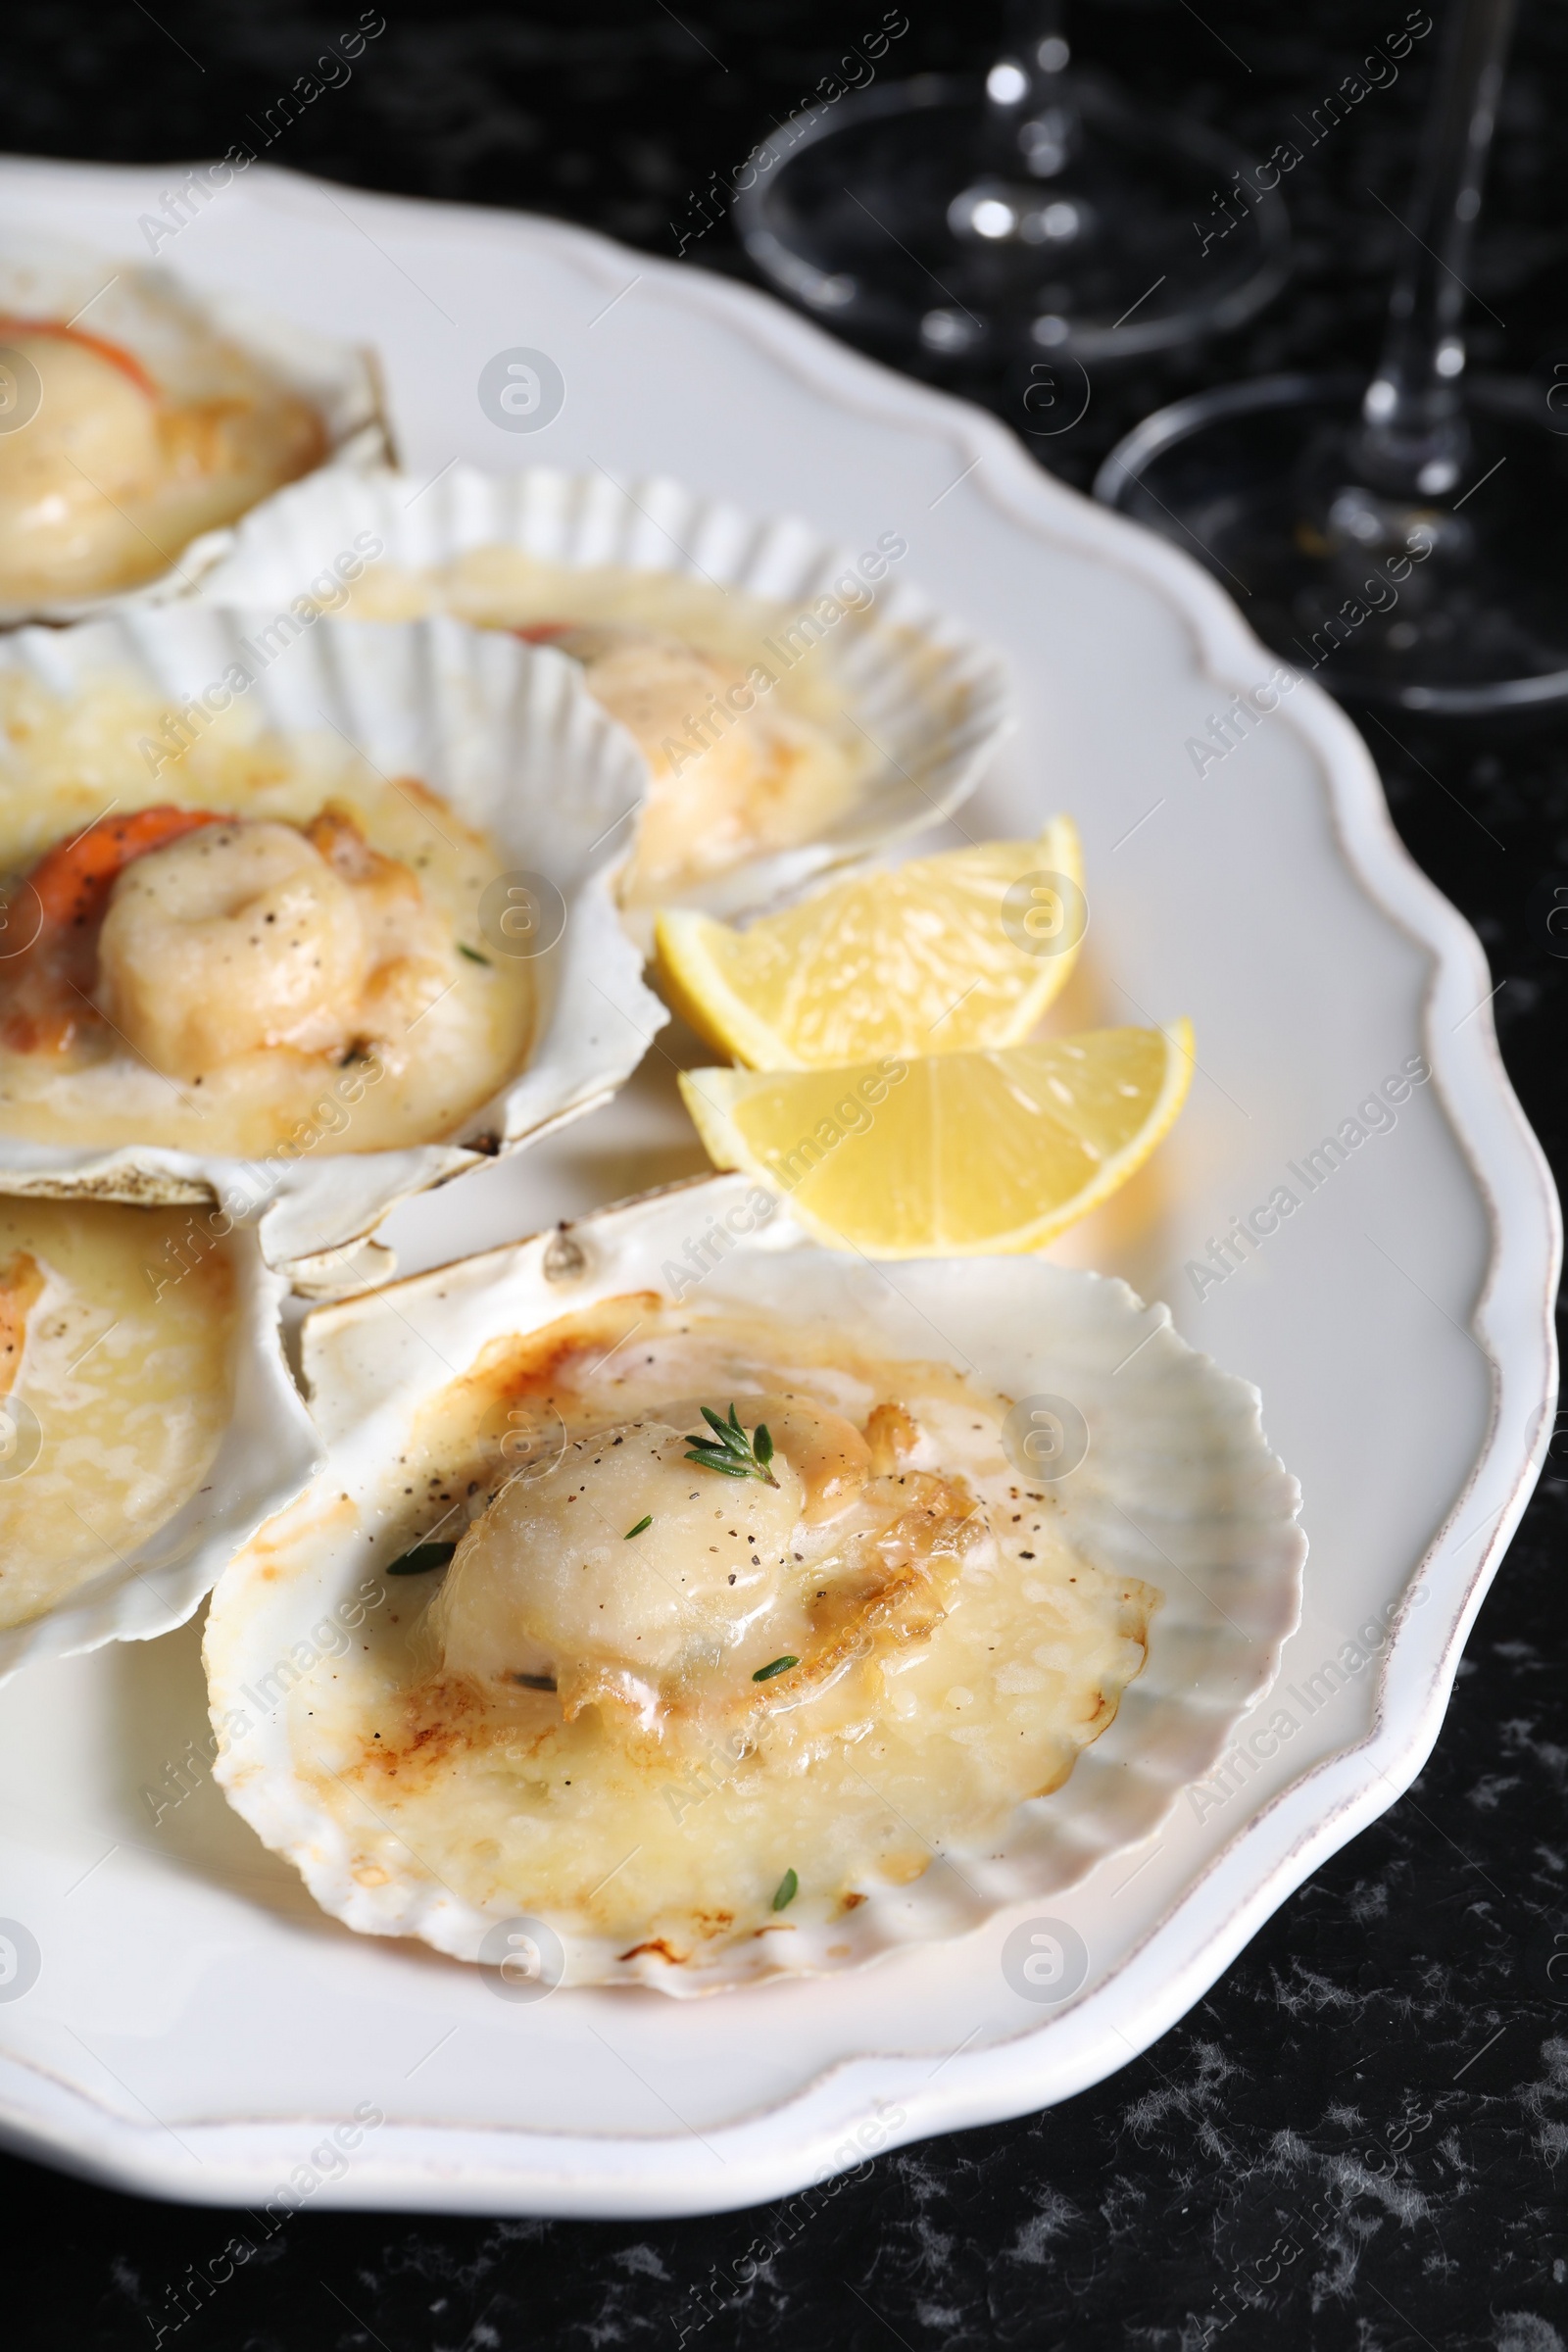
6, 6, 1568, 2348
7, 0, 1568, 497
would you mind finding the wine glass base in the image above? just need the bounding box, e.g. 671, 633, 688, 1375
732, 74, 1288, 367
1095, 374, 1568, 716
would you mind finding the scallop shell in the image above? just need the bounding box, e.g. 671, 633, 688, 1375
0, 607, 665, 1284
0, 1210, 318, 1688
175, 463, 1014, 933
0, 228, 389, 625
204, 1173, 1306, 1996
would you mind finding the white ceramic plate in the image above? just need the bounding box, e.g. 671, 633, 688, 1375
0, 157, 1554, 2221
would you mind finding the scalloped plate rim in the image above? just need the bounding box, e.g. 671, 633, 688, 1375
0, 158, 1554, 2219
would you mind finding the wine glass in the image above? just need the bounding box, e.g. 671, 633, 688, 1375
730, 1, 1288, 368
1095, 0, 1568, 716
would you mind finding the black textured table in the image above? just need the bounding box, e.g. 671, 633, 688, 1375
7, 7, 1568, 2347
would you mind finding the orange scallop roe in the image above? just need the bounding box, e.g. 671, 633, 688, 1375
0, 806, 228, 1054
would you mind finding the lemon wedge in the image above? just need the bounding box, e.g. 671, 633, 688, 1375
655, 817, 1085, 1067
678, 1022, 1193, 1257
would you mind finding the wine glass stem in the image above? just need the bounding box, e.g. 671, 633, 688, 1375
1357, 0, 1517, 493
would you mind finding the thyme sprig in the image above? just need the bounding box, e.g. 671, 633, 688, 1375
685, 1401, 778, 1488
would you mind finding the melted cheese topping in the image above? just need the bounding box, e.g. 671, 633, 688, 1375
0, 1197, 238, 1630
0, 323, 325, 606
0, 674, 533, 1156
284, 1298, 1156, 1967
340, 551, 873, 901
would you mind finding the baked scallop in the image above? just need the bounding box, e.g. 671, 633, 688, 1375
204, 1176, 1305, 1994
0, 1193, 317, 1687
0, 231, 385, 621
0, 608, 663, 1283
181, 465, 1013, 933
